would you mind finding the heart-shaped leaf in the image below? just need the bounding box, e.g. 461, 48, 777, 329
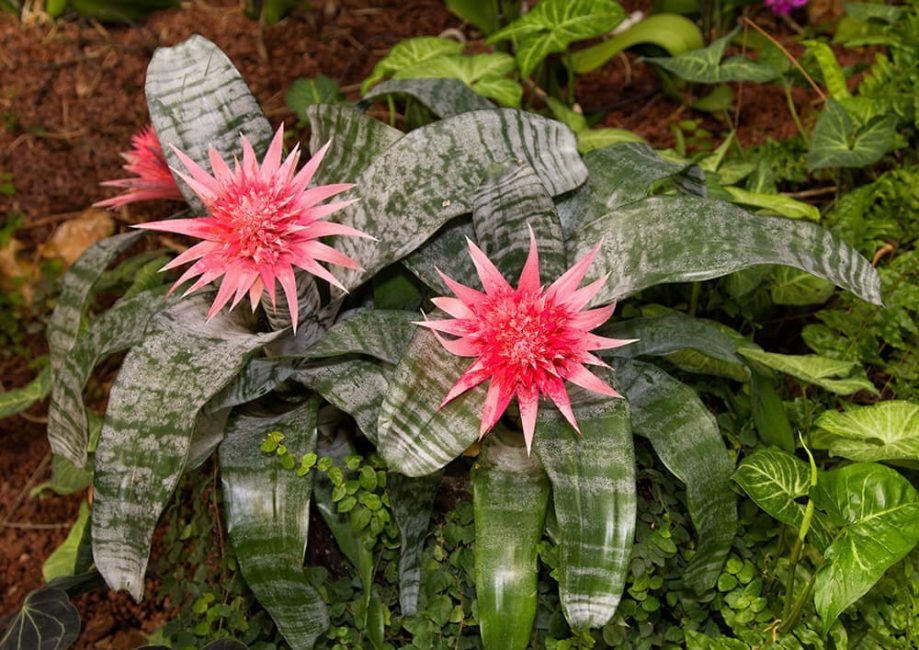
0, 588, 80, 650
813, 401, 919, 463
807, 99, 897, 170
644, 30, 778, 83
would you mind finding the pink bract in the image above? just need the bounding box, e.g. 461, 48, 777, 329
135, 125, 369, 332
95, 124, 184, 209
418, 231, 636, 452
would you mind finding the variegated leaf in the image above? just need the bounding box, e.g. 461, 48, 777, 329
474, 426, 549, 648
260, 272, 337, 354
92, 297, 280, 600
377, 328, 482, 477
47, 289, 168, 468
48, 232, 145, 377
403, 217, 478, 293
532, 378, 635, 629
145, 35, 273, 210
615, 359, 736, 592
323, 109, 587, 291
361, 78, 495, 117
210, 357, 299, 411
294, 358, 390, 444
473, 163, 567, 282
556, 142, 702, 234
599, 315, 750, 381
219, 396, 328, 649
569, 197, 882, 307
306, 105, 403, 185
388, 471, 442, 616
302, 310, 417, 364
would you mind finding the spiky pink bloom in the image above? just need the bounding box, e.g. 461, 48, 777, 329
95, 124, 184, 209
135, 125, 369, 332
418, 232, 636, 452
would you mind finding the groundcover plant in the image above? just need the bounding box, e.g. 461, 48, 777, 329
17, 30, 909, 650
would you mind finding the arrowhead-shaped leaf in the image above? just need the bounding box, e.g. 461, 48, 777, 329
92, 297, 280, 600
807, 99, 896, 170
219, 397, 329, 649
813, 401, 919, 463
644, 30, 778, 83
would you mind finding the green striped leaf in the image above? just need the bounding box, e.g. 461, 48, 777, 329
92, 297, 280, 600
306, 105, 403, 185
260, 272, 334, 351
616, 359, 736, 592
557, 143, 702, 234
0, 365, 50, 420
473, 426, 549, 649
302, 310, 417, 364
532, 379, 635, 629
362, 78, 495, 117
48, 232, 145, 376
388, 471, 442, 616
733, 449, 834, 551
323, 109, 587, 292
219, 396, 328, 649
47, 289, 167, 468
599, 315, 749, 381
473, 163, 567, 281
403, 218, 478, 294
293, 358, 390, 444
568, 196, 883, 307
210, 357, 299, 411
145, 35, 273, 210
377, 328, 482, 477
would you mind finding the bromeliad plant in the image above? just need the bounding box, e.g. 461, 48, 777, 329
39, 34, 884, 650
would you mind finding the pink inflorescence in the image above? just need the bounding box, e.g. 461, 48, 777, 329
135, 125, 370, 331
95, 124, 184, 209
418, 230, 636, 452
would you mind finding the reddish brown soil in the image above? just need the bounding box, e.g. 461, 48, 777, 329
0, 1, 811, 647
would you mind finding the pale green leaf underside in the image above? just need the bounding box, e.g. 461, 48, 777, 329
362, 78, 495, 118
145, 35, 273, 210
302, 310, 417, 365
533, 378, 635, 629
219, 397, 328, 649
733, 449, 834, 550
92, 297, 279, 601
323, 109, 587, 292
473, 162, 567, 282
568, 196, 882, 307
738, 348, 877, 396
377, 328, 482, 477
0, 366, 50, 420
616, 359, 736, 592
813, 401, 919, 463
306, 105, 404, 185
47, 289, 167, 469
813, 463, 919, 633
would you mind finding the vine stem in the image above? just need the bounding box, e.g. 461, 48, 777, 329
742, 18, 826, 102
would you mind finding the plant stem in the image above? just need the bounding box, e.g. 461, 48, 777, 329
688, 281, 702, 317
783, 78, 809, 143
742, 18, 826, 102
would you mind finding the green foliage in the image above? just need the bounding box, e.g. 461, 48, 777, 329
644, 29, 779, 84
807, 99, 897, 170
286, 76, 346, 121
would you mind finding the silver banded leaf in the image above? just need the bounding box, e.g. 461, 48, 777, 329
568, 196, 883, 307
323, 109, 587, 291
302, 310, 418, 364
599, 315, 749, 381
361, 78, 495, 118
210, 357, 299, 411
48, 232, 145, 374
48, 289, 168, 468
293, 358, 390, 444
306, 105, 403, 185
472, 163, 567, 282
732, 448, 834, 551
219, 397, 329, 649
532, 380, 635, 629
92, 297, 280, 600
615, 359, 736, 592
388, 471, 442, 616
403, 218, 478, 294
260, 272, 337, 354
145, 35, 273, 210
556, 142, 702, 234
377, 328, 482, 477
812, 463, 919, 633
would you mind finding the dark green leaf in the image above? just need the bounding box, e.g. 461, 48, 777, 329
0, 588, 80, 650
807, 99, 896, 170
388, 471, 442, 615
750, 369, 795, 451
302, 310, 417, 365
285, 75, 345, 120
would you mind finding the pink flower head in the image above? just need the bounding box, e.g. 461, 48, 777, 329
135, 125, 370, 332
764, 0, 807, 15
418, 231, 636, 452
95, 124, 184, 209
